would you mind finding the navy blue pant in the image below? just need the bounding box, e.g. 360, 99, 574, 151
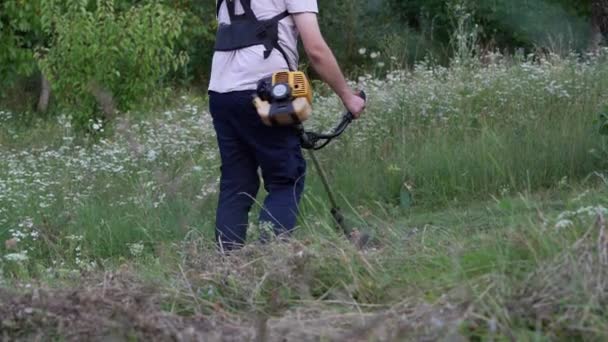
209, 91, 306, 250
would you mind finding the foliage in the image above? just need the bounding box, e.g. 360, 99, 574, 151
600, 111, 608, 135
36, 0, 188, 126
390, 0, 590, 54
1, 0, 606, 121
388, 0, 593, 53
164, 0, 216, 85
0, 0, 45, 98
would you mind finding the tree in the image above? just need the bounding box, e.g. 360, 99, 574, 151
0, 0, 49, 111
591, 0, 608, 50
37, 0, 188, 126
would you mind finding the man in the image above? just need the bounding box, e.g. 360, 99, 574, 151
208, 0, 365, 251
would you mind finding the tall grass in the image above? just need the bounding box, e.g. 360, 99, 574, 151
309, 52, 608, 209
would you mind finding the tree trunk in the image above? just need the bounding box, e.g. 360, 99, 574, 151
88, 81, 116, 120
591, 0, 608, 51
37, 72, 51, 113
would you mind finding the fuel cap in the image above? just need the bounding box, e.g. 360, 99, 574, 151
271, 83, 291, 101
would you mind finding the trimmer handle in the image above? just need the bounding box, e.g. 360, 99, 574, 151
344, 90, 367, 122
300, 90, 367, 150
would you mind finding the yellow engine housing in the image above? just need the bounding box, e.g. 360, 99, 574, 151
253, 71, 314, 126
272, 71, 313, 105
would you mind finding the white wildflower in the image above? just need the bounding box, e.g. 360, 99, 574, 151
5, 251, 29, 262
128, 242, 144, 257
146, 149, 158, 162
554, 219, 574, 230
66, 234, 84, 241
556, 210, 575, 221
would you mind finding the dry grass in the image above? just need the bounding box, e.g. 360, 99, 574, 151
3, 208, 608, 341
0, 268, 471, 341
507, 210, 608, 339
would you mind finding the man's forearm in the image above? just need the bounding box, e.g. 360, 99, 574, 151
294, 12, 365, 118
306, 42, 351, 100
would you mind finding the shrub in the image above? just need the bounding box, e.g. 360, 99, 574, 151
0, 0, 44, 88
36, 0, 188, 127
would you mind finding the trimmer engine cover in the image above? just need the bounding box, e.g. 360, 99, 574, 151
253, 71, 313, 126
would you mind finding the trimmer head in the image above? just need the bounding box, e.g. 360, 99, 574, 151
331, 207, 372, 249
300, 90, 372, 248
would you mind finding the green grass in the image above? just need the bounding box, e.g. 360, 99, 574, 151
1, 54, 608, 340
316, 57, 608, 209
4, 183, 607, 339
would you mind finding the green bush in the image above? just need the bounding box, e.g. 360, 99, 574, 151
0, 0, 45, 108
36, 0, 188, 126
166, 0, 216, 86
0, 0, 43, 83
0, 0, 602, 117
388, 0, 592, 53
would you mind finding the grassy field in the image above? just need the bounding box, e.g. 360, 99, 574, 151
1, 52, 608, 340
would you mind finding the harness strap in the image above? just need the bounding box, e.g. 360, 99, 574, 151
261, 11, 293, 70
216, 0, 223, 17
215, 1, 293, 70
270, 11, 290, 23
271, 40, 294, 71
230, 2, 241, 20
217, 0, 256, 20
240, 0, 256, 19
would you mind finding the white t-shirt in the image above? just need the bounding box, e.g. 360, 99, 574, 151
208, 0, 318, 93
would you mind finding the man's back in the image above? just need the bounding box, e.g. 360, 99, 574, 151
208, 0, 318, 93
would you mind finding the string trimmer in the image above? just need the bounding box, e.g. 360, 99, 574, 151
299, 92, 369, 247
253, 71, 369, 247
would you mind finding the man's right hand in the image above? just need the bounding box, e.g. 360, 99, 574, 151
342, 92, 366, 119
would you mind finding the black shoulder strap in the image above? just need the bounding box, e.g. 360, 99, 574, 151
226, 0, 237, 19
269, 36, 294, 71
271, 11, 290, 22
240, 0, 256, 19
216, 0, 256, 20
266, 11, 293, 71
214, 3, 294, 71
216, 0, 224, 17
